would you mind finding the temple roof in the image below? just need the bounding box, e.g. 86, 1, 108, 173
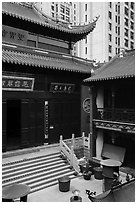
2, 43, 94, 74
84, 50, 135, 82
2, 2, 99, 42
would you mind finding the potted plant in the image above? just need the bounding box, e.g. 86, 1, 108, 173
83, 161, 92, 180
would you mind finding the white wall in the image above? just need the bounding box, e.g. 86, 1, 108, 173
97, 86, 104, 108
96, 129, 104, 159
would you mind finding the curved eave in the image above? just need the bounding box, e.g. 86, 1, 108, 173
2, 9, 98, 36
2, 49, 91, 74
84, 74, 135, 82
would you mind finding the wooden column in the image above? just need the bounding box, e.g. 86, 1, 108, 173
2, 99, 7, 152
35, 100, 44, 146
111, 86, 115, 120
89, 85, 97, 157
21, 99, 29, 148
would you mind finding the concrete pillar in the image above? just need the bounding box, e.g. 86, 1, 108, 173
96, 129, 104, 159
89, 85, 97, 157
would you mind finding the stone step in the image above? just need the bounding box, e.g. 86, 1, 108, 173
3, 162, 70, 183
2, 156, 62, 175
2, 150, 76, 193
3, 160, 65, 179
3, 165, 73, 187
2, 152, 60, 170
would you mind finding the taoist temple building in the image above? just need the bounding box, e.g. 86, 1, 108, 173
2, 2, 99, 152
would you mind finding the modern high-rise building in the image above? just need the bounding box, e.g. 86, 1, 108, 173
34, 2, 72, 24
72, 2, 135, 62
34, 2, 135, 63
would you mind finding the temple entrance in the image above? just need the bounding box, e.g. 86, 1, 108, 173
6, 99, 21, 150
48, 99, 80, 144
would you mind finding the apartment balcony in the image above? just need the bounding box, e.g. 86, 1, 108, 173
93, 108, 135, 134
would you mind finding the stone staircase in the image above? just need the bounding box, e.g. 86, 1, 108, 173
2, 152, 76, 194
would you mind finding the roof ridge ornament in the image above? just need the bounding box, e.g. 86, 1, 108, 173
91, 68, 94, 76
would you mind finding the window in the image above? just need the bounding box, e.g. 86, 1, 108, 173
125, 7, 129, 16
51, 5, 54, 11
109, 22, 112, 31
109, 34, 112, 42
109, 2, 112, 8
60, 5, 65, 13
85, 36, 87, 44
109, 45, 112, 53
66, 16, 70, 22
130, 31, 134, 40
118, 48, 120, 54
115, 4, 117, 12
56, 4, 58, 12
125, 28, 128, 37
116, 48, 117, 54
130, 11, 134, 20
74, 10, 76, 15
74, 4, 76, 9
118, 5, 120, 14
52, 13, 54, 18
115, 37, 117, 44
85, 4, 87, 11
125, 18, 128, 27
115, 15, 117, 23
85, 15, 87, 22
125, 39, 128, 47
115, 26, 117, 34
66, 7, 70, 16
131, 2, 134, 10
61, 14, 65, 20
118, 38, 120, 46
85, 47, 87, 54
118, 27, 120, 35
130, 42, 134, 49
109, 11, 112, 19
118, 16, 120, 25
125, 2, 128, 6
131, 21, 134, 30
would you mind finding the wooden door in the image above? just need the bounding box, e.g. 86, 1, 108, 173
48, 99, 81, 144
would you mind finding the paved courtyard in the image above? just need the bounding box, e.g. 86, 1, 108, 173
2, 145, 134, 202
27, 171, 129, 202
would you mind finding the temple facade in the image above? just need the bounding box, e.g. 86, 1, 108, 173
2, 2, 99, 152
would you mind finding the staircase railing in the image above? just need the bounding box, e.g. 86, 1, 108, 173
60, 132, 90, 174
60, 135, 72, 165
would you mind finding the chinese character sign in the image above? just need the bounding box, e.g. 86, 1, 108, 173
2, 76, 34, 91
2, 25, 27, 45
50, 83, 75, 93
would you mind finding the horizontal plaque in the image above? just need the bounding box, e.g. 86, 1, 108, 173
50, 82, 75, 93
2, 25, 27, 45
2, 75, 34, 91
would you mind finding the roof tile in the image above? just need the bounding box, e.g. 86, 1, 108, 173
2, 45, 93, 74
84, 50, 135, 82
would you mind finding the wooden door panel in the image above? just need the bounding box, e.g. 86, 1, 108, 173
48, 99, 80, 143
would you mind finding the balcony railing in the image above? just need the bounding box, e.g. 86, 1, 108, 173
94, 108, 135, 124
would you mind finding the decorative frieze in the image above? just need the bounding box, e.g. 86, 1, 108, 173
93, 119, 135, 134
